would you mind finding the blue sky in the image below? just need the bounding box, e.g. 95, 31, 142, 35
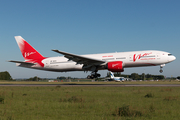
0, 0, 179, 79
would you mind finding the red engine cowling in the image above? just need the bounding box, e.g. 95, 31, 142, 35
107, 61, 124, 72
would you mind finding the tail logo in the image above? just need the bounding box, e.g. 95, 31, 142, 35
24, 52, 36, 58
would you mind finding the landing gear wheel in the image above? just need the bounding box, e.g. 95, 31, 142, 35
87, 72, 101, 79
96, 73, 101, 77
87, 75, 91, 79
159, 69, 163, 73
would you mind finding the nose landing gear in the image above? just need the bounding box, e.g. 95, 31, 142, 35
159, 64, 165, 73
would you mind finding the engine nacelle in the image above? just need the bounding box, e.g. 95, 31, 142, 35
106, 61, 124, 72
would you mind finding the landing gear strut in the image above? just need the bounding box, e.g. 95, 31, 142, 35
87, 72, 101, 79
159, 64, 165, 73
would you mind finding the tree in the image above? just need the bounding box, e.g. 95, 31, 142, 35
146, 74, 152, 79
0, 71, 12, 80
141, 73, 145, 80
57, 76, 66, 80
27, 76, 41, 81
131, 73, 139, 80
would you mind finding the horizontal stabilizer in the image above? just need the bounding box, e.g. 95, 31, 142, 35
8, 60, 35, 65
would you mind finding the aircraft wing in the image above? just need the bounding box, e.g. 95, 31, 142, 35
52, 50, 105, 66
8, 60, 35, 65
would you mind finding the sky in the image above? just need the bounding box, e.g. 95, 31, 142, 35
0, 0, 179, 79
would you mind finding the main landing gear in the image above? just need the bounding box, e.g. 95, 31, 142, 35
87, 72, 101, 79
159, 64, 165, 73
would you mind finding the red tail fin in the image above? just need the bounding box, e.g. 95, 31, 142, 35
15, 36, 45, 66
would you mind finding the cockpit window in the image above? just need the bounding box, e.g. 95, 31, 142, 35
168, 54, 173, 56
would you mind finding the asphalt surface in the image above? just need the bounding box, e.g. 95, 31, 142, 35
0, 84, 180, 87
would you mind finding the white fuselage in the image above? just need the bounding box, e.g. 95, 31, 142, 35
111, 77, 125, 82
18, 50, 176, 72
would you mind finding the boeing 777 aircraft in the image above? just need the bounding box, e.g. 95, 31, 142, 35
9, 36, 176, 79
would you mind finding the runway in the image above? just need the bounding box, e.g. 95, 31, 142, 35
0, 84, 180, 87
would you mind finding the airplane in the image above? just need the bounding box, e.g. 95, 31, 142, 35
110, 71, 124, 82
9, 36, 176, 79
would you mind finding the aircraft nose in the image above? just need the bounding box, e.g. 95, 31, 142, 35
173, 55, 176, 61
168, 55, 176, 62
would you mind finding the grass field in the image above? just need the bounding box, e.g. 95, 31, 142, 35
0, 83, 180, 120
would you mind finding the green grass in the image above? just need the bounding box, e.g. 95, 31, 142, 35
0, 86, 180, 119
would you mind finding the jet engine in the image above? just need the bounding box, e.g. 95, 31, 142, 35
106, 61, 124, 72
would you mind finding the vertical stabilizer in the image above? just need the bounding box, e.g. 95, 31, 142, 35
15, 36, 44, 61
110, 71, 114, 79
14, 36, 45, 67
